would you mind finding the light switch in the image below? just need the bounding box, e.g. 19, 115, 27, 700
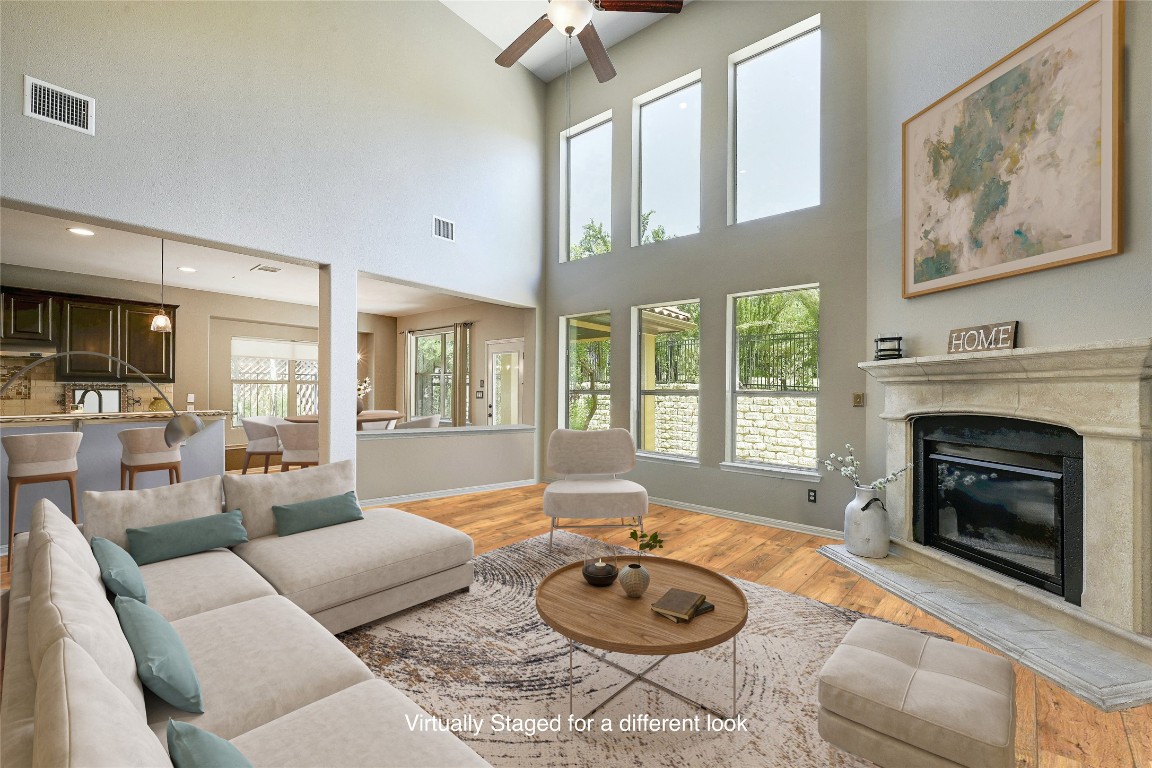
852, 392, 865, 407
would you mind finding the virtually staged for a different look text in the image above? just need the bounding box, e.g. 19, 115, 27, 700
1, 1, 1149, 767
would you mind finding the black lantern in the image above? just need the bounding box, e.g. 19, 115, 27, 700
874, 334, 904, 361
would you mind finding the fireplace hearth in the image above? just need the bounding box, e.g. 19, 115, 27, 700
912, 415, 1082, 604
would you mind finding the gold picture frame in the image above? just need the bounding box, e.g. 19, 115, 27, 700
902, 0, 1123, 298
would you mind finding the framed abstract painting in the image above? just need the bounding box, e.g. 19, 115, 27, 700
902, 0, 1123, 298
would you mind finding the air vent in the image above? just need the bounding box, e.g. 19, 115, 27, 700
250, 264, 282, 273
24, 76, 94, 135
432, 216, 455, 242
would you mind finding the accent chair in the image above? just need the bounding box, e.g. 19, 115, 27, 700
542, 428, 648, 548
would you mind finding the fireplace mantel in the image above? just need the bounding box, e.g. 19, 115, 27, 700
861, 337, 1152, 635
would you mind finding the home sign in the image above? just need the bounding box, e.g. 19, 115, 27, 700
947, 321, 1018, 354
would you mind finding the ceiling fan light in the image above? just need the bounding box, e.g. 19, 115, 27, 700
548, 0, 593, 36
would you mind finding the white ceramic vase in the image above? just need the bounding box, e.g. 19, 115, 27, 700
844, 485, 889, 558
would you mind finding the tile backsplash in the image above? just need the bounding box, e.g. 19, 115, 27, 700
0, 361, 173, 416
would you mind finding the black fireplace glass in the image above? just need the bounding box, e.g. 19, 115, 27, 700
930, 454, 1062, 582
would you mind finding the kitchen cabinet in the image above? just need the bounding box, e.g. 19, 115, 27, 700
121, 304, 175, 381
58, 299, 119, 380
1, 290, 54, 342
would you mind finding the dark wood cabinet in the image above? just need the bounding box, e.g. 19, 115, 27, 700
2, 290, 54, 341
1, 286, 177, 383
121, 304, 175, 381
59, 300, 119, 379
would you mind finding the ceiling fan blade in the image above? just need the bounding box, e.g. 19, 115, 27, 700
595, 0, 683, 13
578, 22, 617, 83
495, 15, 553, 68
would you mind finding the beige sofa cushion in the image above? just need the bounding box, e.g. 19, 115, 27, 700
33, 637, 171, 768
148, 595, 372, 740
231, 680, 490, 767
1, 596, 36, 768
223, 460, 354, 539
82, 475, 223, 550
140, 549, 277, 622
818, 618, 1015, 768
233, 507, 473, 615
28, 541, 147, 717
27, 500, 102, 583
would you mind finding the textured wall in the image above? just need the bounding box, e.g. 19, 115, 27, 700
0, 1, 545, 307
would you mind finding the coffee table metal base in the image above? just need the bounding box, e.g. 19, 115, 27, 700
567, 636, 738, 721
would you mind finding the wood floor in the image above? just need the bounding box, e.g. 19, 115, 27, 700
2, 483, 1147, 766
390, 484, 1151, 768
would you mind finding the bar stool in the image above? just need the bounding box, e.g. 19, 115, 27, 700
3, 431, 83, 566
118, 427, 182, 490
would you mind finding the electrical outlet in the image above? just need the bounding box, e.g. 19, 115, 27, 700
852, 392, 865, 407
807, 489, 817, 503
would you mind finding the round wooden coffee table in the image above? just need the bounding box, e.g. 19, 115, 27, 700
536, 556, 748, 719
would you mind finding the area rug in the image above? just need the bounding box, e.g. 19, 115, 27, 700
339, 531, 886, 767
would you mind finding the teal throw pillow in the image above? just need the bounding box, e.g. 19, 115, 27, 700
272, 490, 363, 537
126, 510, 249, 566
167, 720, 252, 768
113, 596, 204, 713
91, 536, 148, 603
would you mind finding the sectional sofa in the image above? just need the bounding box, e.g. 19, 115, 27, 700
0, 460, 487, 767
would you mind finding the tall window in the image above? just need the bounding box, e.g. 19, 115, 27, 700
732, 15, 821, 223
637, 75, 701, 242
230, 337, 318, 428
566, 116, 612, 261
411, 328, 454, 420
730, 287, 820, 468
564, 313, 611, 430
637, 302, 700, 457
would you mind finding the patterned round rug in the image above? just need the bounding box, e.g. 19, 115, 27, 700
339, 531, 885, 767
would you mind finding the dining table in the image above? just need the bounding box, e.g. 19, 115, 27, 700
285, 410, 402, 431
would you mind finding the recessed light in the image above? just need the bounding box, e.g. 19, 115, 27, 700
67, 227, 95, 236
177, 266, 197, 273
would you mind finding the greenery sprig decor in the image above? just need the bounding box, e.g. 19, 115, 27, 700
824, 444, 912, 490
629, 529, 664, 554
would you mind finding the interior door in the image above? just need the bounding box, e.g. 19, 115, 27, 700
485, 339, 523, 426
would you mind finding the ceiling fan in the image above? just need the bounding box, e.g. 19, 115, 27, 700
495, 0, 684, 83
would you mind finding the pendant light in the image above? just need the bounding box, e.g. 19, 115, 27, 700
150, 239, 173, 333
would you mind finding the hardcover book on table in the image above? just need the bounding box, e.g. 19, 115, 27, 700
651, 588, 707, 621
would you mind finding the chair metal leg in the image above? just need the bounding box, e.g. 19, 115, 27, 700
549, 518, 556, 548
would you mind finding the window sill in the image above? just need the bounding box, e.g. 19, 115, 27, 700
637, 452, 700, 467
719, 461, 822, 483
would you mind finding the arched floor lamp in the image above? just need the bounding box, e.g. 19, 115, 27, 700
0, 352, 204, 446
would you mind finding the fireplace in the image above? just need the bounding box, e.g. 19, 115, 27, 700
913, 416, 1083, 605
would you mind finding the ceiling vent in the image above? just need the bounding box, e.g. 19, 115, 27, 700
24, 76, 94, 135
432, 216, 455, 242
250, 264, 282, 273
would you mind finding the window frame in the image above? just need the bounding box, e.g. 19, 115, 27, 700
408, 326, 456, 425
727, 13, 822, 225
561, 311, 613, 430
561, 110, 613, 264
724, 284, 821, 474
633, 299, 701, 461
229, 337, 318, 429
631, 70, 703, 247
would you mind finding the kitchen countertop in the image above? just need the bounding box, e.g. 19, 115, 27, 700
0, 410, 232, 425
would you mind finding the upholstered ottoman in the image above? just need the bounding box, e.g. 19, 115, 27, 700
817, 619, 1015, 768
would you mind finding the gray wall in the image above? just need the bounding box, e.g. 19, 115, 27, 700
542, 1, 870, 530
862, 0, 1152, 480
0, 1, 545, 309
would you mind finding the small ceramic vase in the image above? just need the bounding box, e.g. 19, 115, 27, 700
844, 485, 889, 558
618, 562, 650, 598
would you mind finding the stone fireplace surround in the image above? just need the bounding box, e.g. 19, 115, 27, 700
860, 338, 1151, 637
